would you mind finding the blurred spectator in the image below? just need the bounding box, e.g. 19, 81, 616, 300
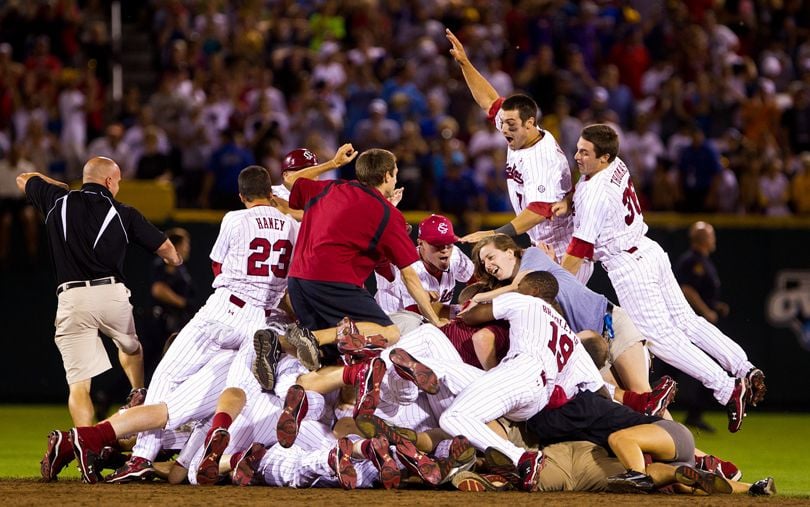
791, 153, 810, 215
542, 97, 582, 171
623, 112, 665, 190
200, 128, 255, 210
0, 144, 39, 266
599, 64, 635, 128
780, 83, 810, 155
649, 157, 681, 211
354, 99, 400, 152
86, 123, 135, 178
123, 105, 171, 168
677, 125, 722, 211
57, 69, 86, 179
136, 126, 173, 180
758, 158, 791, 217
705, 159, 740, 214
434, 152, 484, 236
608, 26, 650, 98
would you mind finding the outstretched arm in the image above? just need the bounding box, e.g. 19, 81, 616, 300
16, 172, 69, 193
283, 143, 358, 189
446, 29, 500, 112
156, 238, 183, 266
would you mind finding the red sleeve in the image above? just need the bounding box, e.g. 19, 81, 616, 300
566, 237, 595, 259
374, 259, 396, 282
212, 261, 222, 278
486, 96, 506, 124
404, 303, 421, 315
526, 201, 553, 219
289, 178, 332, 210
380, 210, 419, 269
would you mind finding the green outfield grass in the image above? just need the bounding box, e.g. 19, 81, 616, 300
1, 406, 809, 496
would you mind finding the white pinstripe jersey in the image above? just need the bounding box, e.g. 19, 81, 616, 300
571, 157, 648, 263
271, 184, 290, 201
491, 292, 603, 398
505, 128, 574, 257
374, 246, 474, 313
210, 205, 299, 309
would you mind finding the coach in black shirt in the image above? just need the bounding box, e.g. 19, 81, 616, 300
17, 157, 182, 428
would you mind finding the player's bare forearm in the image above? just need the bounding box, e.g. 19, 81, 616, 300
283, 143, 357, 189
459, 302, 495, 326
511, 207, 546, 235
151, 281, 186, 309
401, 265, 448, 327
561, 253, 584, 276
16, 172, 69, 193
445, 28, 499, 112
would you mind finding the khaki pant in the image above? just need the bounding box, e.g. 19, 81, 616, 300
603, 304, 648, 372
54, 282, 139, 384
538, 441, 625, 492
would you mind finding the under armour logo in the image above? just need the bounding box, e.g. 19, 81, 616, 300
437, 222, 449, 235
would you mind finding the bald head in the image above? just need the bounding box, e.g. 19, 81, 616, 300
83, 157, 122, 196
689, 221, 716, 254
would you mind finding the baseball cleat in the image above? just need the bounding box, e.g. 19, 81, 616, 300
746, 368, 766, 407
231, 443, 267, 486
354, 413, 418, 443
105, 456, 155, 483
328, 437, 358, 490
483, 446, 518, 482
696, 454, 742, 481
439, 435, 477, 484
674, 465, 732, 495
286, 323, 322, 371
516, 450, 546, 492
749, 477, 776, 496
354, 357, 386, 418
41, 430, 74, 482
336, 316, 360, 339
197, 428, 230, 485
394, 438, 441, 486
361, 436, 401, 490
277, 385, 308, 448
606, 470, 656, 493
253, 328, 282, 391
119, 387, 148, 413
68, 427, 104, 484
452, 471, 513, 492
389, 348, 439, 394
643, 375, 677, 417
726, 377, 749, 433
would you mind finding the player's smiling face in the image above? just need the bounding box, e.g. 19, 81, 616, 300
419, 241, 453, 271
479, 243, 517, 281
498, 109, 534, 150
574, 138, 610, 176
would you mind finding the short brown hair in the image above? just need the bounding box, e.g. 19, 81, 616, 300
356, 149, 396, 187
581, 124, 619, 162
502, 94, 540, 124
238, 165, 272, 201
471, 234, 523, 290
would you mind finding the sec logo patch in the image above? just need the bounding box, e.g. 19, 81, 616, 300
538, 185, 546, 193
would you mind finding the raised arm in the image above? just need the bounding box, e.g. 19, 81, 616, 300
283, 143, 358, 189
16, 172, 69, 193
446, 29, 500, 112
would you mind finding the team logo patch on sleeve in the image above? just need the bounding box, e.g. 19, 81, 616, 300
537, 185, 546, 193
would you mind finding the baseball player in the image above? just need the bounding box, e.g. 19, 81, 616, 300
62, 166, 300, 483
445, 29, 592, 284
375, 214, 474, 318
559, 124, 766, 432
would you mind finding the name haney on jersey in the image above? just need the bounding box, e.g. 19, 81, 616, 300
210, 205, 299, 309
505, 128, 574, 256
571, 157, 648, 263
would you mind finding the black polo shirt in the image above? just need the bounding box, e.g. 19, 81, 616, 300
26, 177, 167, 287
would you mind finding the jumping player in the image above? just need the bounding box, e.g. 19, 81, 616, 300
445, 29, 592, 283
560, 124, 766, 433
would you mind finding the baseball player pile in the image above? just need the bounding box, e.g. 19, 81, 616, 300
37, 30, 775, 497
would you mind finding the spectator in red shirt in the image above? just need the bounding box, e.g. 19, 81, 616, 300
283, 147, 447, 370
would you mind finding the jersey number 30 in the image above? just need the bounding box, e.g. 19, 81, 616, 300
247, 238, 292, 277
622, 180, 642, 225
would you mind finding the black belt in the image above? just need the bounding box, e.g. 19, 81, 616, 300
56, 276, 120, 296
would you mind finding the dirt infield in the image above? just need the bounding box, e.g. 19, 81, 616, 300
1, 479, 797, 506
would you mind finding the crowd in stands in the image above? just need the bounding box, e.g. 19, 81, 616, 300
1, 0, 810, 237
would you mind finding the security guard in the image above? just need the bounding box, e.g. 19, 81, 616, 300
17, 157, 182, 427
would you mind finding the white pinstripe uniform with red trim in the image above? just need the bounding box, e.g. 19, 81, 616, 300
495, 103, 593, 283
570, 157, 754, 405
271, 184, 290, 201
129, 205, 299, 463
439, 292, 604, 465
374, 246, 474, 313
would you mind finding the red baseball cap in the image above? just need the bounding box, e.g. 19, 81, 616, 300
282, 148, 319, 172
418, 214, 458, 246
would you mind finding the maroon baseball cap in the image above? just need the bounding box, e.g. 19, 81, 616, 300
418, 214, 458, 246
282, 148, 319, 172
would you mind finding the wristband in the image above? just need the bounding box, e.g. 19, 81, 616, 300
494, 223, 517, 236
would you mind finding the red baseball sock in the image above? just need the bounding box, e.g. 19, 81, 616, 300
229, 452, 242, 470
622, 390, 648, 413
342, 363, 364, 386
83, 421, 117, 447
205, 412, 233, 444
